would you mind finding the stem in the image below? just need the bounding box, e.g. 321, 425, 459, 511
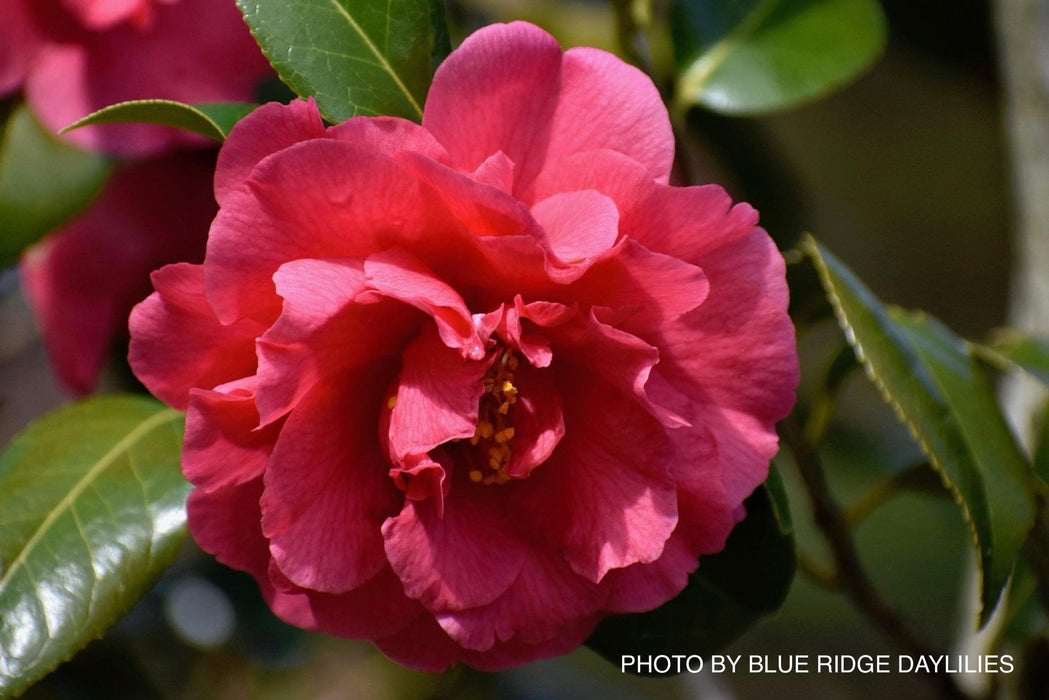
781, 417, 968, 699
607, 0, 657, 84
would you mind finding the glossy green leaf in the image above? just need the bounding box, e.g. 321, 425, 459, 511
0, 396, 188, 697
237, 0, 450, 122
587, 469, 794, 674
803, 235, 1034, 625
61, 100, 257, 143
0, 105, 111, 266
672, 0, 887, 115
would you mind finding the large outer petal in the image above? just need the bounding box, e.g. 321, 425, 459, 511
128, 263, 265, 409
187, 479, 315, 630
214, 99, 328, 207
23, 0, 271, 156
423, 22, 673, 198
22, 152, 219, 395
261, 370, 401, 594
658, 230, 799, 507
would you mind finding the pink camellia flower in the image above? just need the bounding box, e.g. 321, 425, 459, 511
129, 22, 798, 670
22, 152, 217, 394
0, 0, 270, 156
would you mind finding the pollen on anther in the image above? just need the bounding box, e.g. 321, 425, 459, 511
469, 470, 483, 483
386, 395, 397, 409
494, 427, 515, 443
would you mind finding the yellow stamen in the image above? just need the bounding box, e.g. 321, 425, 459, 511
386, 395, 397, 409
469, 470, 483, 483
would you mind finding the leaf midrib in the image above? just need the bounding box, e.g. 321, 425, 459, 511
325, 0, 423, 119
0, 408, 182, 595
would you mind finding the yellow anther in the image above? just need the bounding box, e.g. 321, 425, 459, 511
502, 381, 516, 395
494, 427, 515, 443
386, 395, 397, 409
469, 470, 483, 483
483, 475, 496, 485
477, 421, 494, 438
488, 457, 502, 470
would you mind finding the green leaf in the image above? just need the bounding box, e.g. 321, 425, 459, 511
0, 105, 112, 266
977, 329, 1049, 386
237, 0, 450, 123
672, 0, 887, 115
0, 396, 188, 697
587, 469, 794, 674
802, 235, 1035, 626
61, 100, 257, 143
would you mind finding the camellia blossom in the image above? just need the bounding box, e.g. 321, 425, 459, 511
22, 152, 217, 394
0, 0, 271, 156
129, 22, 798, 670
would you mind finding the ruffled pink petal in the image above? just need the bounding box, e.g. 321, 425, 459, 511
601, 535, 698, 613
215, 99, 327, 207
531, 190, 621, 282
511, 379, 677, 583
533, 148, 760, 264
187, 479, 315, 629
25, 0, 271, 156
386, 326, 488, 460
503, 362, 564, 479
661, 425, 736, 557
22, 152, 218, 395
128, 263, 265, 409
183, 378, 282, 493
423, 22, 673, 198
436, 544, 603, 650
255, 257, 417, 424
381, 487, 523, 613
422, 22, 563, 184
328, 115, 450, 163
204, 141, 440, 324
468, 151, 515, 192
261, 372, 401, 594
534, 308, 686, 429
387, 451, 451, 516
540, 44, 674, 186
301, 564, 425, 640
363, 249, 484, 359
657, 229, 798, 506
566, 241, 710, 331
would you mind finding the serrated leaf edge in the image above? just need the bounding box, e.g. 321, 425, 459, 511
800, 234, 1011, 626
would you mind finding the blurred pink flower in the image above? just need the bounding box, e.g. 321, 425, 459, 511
0, 0, 270, 156
129, 22, 798, 670
22, 152, 216, 393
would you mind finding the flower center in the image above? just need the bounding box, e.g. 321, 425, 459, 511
467, 348, 519, 486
